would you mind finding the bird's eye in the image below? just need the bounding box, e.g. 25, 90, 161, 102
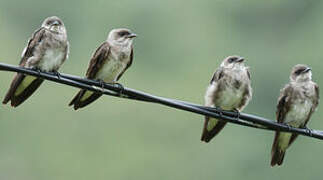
118, 31, 129, 37
46, 20, 53, 25
295, 69, 304, 75
228, 57, 237, 63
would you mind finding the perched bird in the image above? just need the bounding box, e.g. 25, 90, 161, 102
201, 56, 252, 143
68, 28, 136, 110
271, 64, 319, 167
3, 16, 69, 107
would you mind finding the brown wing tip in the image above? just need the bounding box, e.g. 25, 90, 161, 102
3, 97, 20, 107
201, 133, 212, 143
2, 94, 11, 105
68, 101, 74, 106
68, 91, 82, 109
68, 101, 80, 110
68, 102, 79, 110
200, 119, 227, 143
2, 100, 8, 105
271, 149, 285, 167
73, 105, 80, 110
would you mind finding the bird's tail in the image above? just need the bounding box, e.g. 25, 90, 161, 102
3, 73, 44, 107
201, 117, 227, 143
68, 90, 102, 110
271, 132, 286, 166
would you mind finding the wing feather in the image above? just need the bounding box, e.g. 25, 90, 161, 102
86, 42, 110, 79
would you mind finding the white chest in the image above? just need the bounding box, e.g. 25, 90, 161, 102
216, 86, 244, 110
96, 58, 127, 82
285, 99, 313, 126
111, 45, 132, 61
39, 48, 65, 72
215, 70, 247, 110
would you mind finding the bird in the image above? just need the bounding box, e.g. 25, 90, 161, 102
68, 28, 136, 110
2, 16, 69, 107
271, 64, 319, 167
201, 55, 252, 143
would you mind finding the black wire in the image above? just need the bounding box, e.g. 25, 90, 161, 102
1, 62, 323, 140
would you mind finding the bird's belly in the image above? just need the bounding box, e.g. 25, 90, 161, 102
39, 48, 65, 72
215, 87, 243, 110
95, 59, 126, 82
284, 100, 313, 126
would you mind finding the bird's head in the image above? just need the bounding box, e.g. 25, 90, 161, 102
290, 64, 312, 82
221, 55, 246, 69
107, 28, 137, 46
42, 16, 66, 34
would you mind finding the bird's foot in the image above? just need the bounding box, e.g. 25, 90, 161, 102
52, 70, 61, 79
305, 126, 313, 137
282, 123, 292, 131
31, 67, 42, 76
214, 106, 223, 118
97, 79, 106, 93
233, 108, 240, 120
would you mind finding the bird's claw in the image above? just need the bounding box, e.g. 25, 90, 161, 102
96, 80, 106, 93
233, 108, 240, 120
214, 106, 223, 118
282, 123, 292, 131
305, 126, 313, 137
53, 71, 61, 79
31, 67, 41, 75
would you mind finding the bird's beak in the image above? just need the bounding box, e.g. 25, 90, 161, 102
52, 20, 60, 26
127, 33, 137, 39
236, 57, 245, 63
303, 67, 312, 73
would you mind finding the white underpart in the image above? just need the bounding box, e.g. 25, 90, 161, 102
96, 58, 127, 82
216, 85, 244, 110
278, 98, 313, 150
204, 83, 217, 107
206, 83, 244, 131
80, 58, 127, 101
21, 47, 27, 58
38, 48, 65, 72
205, 84, 217, 131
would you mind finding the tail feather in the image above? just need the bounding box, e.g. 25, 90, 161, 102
201, 117, 227, 143
271, 148, 285, 166
68, 90, 84, 106
69, 90, 102, 110
3, 73, 24, 105
3, 74, 44, 107
271, 132, 286, 167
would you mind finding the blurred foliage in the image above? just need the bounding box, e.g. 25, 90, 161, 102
0, 0, 323, 179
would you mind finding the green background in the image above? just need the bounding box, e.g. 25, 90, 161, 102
0, 0, 322, 179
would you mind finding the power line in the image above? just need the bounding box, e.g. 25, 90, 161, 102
1, 62, 323, 140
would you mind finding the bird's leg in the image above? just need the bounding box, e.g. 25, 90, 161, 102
97, 79, 106, 93
52, 70, 61, 79
304, 125, 313, 137
31, 67, 42, 76
282, 122, 292, 131
233, 108, 240, 121
214, 106, 223, 119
